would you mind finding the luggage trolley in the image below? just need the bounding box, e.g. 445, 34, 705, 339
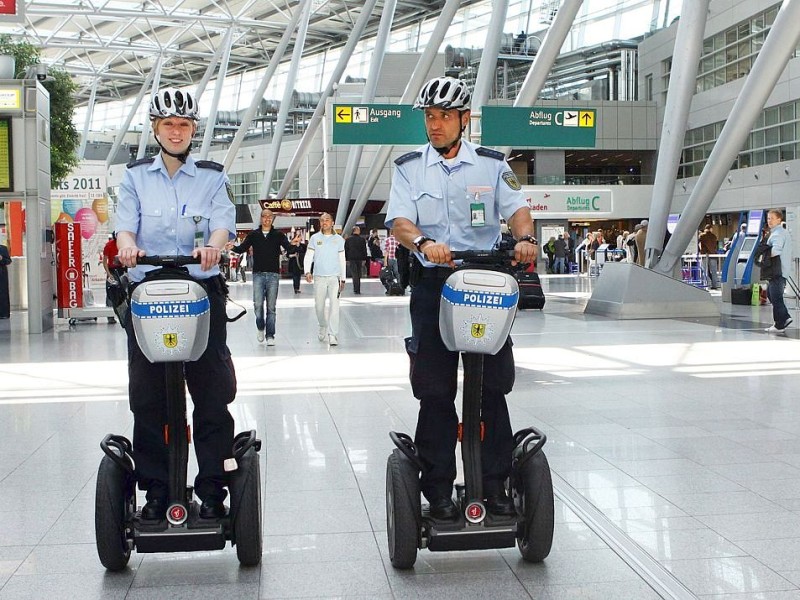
385, 249, 554, 568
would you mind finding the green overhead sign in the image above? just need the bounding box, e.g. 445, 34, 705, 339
331, 103, 597, 148
480, 106, 597, 148
332, 104, 426, 145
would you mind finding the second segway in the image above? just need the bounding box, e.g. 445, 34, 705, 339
386, 249, 554, 568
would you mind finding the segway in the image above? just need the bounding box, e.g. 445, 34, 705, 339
386, 249, 554, 568
95, 255, 262, 570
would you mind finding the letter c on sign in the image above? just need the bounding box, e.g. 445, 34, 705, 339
554, 112, 563, 126
592, 195, 600, 210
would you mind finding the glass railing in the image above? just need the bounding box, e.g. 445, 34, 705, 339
517, 174, 655, 186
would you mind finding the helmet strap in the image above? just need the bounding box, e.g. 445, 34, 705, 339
154, 133, 192, 164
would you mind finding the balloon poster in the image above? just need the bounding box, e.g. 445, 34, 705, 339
51, 164, 114, 286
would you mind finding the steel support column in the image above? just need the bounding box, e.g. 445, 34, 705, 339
468, 0, 509, 145
644, 0, 710, 268
78, 78, 98, 160
260, 0, 313, 198
341, 0, 462, 235
275, 0, 378, 201
105, 67, 157, 169
334, 0, 398, 229
136, 55, 163, 160
498, 0, 585, 156
654, 0, 800, 275
223, 2, 306, 171
199, 26, 235, 159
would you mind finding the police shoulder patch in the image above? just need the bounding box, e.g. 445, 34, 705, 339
225, 182, 235, 203
394, 151, 422, 166
475, 147, 505, 161
501, 171, 522, 191
126, 157, 155, 169
195, 160, 224, 172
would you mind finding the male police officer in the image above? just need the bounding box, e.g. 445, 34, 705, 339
385, 77, 537, 520
116, 88, 237, 521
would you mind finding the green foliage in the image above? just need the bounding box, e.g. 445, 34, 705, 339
0, 35, 80, 186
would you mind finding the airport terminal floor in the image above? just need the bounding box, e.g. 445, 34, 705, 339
2, 273, 800, 599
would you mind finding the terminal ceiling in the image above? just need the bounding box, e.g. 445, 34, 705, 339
2, 0, 484, 108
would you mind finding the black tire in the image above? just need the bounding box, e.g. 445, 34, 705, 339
234, 450, 262, 567
386, 450, 421, 569
95, 455, 134, 571
515, 451, 554, 562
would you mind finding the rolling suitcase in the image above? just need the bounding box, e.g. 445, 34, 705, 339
515, 271, 545, 309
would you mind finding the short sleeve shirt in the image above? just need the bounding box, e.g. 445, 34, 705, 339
385, 140, 528, 266
307, 232, 345, 277
115, 154, 236, 282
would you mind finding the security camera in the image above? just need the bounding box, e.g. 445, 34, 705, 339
35, 63, 48, 81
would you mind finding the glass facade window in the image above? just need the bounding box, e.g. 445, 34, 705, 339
689, 3, 800, 94
679, 98, 800, 178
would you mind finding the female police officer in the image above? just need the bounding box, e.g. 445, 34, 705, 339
385, 77, 538, 520
116, 88, 237, 521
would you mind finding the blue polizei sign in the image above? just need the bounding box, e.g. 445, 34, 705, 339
131, 297, 210, 318
441, 284, 518, 310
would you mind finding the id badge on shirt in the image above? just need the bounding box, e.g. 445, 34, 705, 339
192, 216, 204, 249
470, 203, 486, 227
467, 186, 491, 228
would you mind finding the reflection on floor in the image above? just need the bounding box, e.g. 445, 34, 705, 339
1, 274, 800, 599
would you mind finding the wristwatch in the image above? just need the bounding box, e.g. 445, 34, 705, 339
517, 235, 538, 245
413, 235, 435, 251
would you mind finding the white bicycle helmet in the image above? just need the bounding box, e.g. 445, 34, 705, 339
413, 77, 471, 111
149, 88, 199, 120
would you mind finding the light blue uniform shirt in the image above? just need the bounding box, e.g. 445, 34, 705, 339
115, 154, 236, 282
385, 140, 528, 267
306, 232, 345, 277
768, 224, 793, 278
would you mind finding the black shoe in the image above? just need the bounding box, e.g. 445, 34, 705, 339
199, 498, 228, 519
141, 497, 167, 520
428, 497, 459, 520
485, 493, 516, 517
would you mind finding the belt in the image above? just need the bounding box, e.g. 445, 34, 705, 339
421, 266, 454, 280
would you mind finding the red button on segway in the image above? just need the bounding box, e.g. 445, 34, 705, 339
167, 503, 187, 525
465, 501, 485, 524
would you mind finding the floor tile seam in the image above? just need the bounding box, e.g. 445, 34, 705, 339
551, 471, 699, 600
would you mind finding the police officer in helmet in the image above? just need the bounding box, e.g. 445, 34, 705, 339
385, 77, 538, 520
116, 88, 237, 521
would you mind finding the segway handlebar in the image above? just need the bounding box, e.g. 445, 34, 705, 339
450, 249, 516, 266
136, 255, 202, 268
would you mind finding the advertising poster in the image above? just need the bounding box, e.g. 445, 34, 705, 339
51, 163, 113, 287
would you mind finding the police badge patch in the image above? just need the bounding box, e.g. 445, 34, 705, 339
501, 171, 521, 191
226, 182, 235, 203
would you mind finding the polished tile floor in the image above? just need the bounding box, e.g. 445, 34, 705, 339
1, 273, 800, 599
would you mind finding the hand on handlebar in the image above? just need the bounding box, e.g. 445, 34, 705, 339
421, 242, 454, 267
117, 246, 145, 268
192, 245, 221, 271
514, 240, 538, 266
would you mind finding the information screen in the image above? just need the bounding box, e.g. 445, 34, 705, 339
0, 117, 14, 192
0, 117, 12, 192
747, 210, 763, 235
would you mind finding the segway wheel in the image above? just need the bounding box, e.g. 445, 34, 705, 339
95, 455, 134, 571
516, 451, 554, 562
234, 450, 263, 566
386, 449, 421, 569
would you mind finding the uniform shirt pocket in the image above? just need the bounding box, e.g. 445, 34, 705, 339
413, 190, 444, 227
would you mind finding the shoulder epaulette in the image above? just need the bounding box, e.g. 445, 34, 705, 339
195, 160, 224, 172
475, 147, 506, 161
394, 151, 422, 166
126, 157, 155, 169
